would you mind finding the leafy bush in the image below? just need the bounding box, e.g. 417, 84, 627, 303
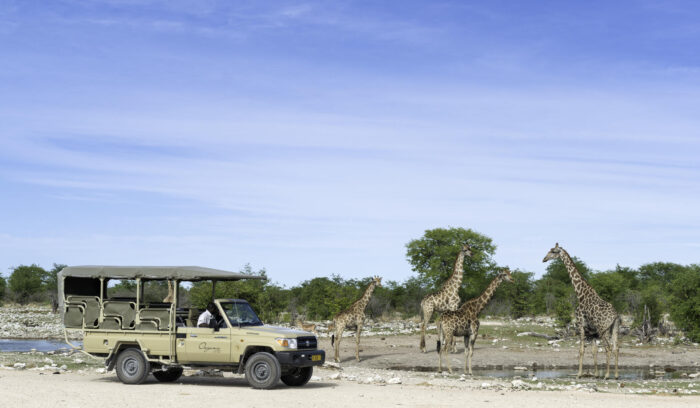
9, 264, 46, 304
0, 275, 6, 300
668, 266, 700, 342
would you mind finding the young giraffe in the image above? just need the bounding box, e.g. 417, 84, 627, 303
331, 276, 382, 362
419, 244, 472, 352
438, 268, 513, 374
543, 243, 621, 379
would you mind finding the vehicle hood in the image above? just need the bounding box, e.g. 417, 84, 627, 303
243, 325, 314, 337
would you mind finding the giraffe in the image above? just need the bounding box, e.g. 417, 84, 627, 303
419, 243, 473, 352
438, 268, 513, 374
543, 243, 621, 379
331, 276, 382, 363
163, 280, 174, 303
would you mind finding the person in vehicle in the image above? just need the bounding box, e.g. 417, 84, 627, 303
197, 302, 219, 328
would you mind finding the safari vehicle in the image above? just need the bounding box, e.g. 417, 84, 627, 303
58, 266, 324, 389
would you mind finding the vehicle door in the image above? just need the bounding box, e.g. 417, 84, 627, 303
177, 326, 232, 363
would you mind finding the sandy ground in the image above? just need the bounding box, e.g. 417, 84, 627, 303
1, 368, 698, 408
322, 331, 700, 371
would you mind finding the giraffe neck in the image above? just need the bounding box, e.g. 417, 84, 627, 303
444, 250, 466, 291
354, 281, 378, 311
472, 274, 505, 315
559, 249, 591, 302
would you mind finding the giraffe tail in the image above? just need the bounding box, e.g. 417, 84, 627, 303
331, 334, 335, 347
436, 340, 441, 353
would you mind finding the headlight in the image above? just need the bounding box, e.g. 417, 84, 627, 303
276, 338, 297, 349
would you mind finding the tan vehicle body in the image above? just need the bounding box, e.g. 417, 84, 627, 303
59, 266, 324, 388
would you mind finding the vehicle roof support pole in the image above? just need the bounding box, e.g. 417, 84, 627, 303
211, 280, 217, 302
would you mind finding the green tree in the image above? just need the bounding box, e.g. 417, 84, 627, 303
532, 257, 591, 318
405, 227, 497, 300
491, 270, 535, 318
0, 275, 6, 301
9, 264, 47, 304
43, 263, 67, 293
668, 265, 700, 342
588, 270, 629, 312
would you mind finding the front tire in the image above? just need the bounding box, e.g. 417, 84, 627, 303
115, 348, 150, 384
244, 352, 281, 389
153, 366, 184, 382
281, 366, 313, 386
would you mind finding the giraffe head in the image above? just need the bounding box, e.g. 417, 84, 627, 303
499, 268, 514, 283
461, 243, 473, 257
373, 276, 382, 287
542, 243, 562, 263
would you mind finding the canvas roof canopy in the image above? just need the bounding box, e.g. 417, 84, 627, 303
58, 265, 267, 282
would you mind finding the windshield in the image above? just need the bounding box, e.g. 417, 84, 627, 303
220, 302, 263, 327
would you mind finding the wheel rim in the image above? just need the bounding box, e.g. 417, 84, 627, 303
122, 357, 139, 377
252, 361, 270, 381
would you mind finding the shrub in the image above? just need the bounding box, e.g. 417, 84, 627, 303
9, 264, 46, 304
668, 266, 700, 342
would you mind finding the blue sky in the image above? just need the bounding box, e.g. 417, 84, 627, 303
1, 1, 699, 286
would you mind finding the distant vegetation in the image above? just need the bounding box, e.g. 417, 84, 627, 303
2, 227, 699, 341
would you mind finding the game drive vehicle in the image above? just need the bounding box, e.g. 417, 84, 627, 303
58, 266, 324, 389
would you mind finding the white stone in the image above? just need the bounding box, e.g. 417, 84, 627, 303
323, 361, 341, 369
328, 372, 341, 380
481, 382, 491, 388
514, 366, 527, 371
310, 376, 321, 381
95, 368, 106, 374
13, 363, 26, 370
387, 377, 402, 384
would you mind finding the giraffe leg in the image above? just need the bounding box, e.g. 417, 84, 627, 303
355, 321, 363, 362
592, 340, 598, 378
445, 332, 454, 374
467, 322, 479, 376
576, 310, 585, 379
613, 318, 620, 379
334, 326, 343, 363
463, 335, 468, 373
420, 304, 432, 353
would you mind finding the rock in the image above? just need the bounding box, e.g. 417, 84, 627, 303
689, 373, 700, 378
513, 366, 527, 371
60, 365, 67, 371
13, 363, 26, 370
511, 379, 530, 390
481, 382, 491, 388
95, 368, 106, 374
328, 372, 341, 380
310, 376, 321, 381
387, 377, 402, 384
323, 361, 341, 369
74, 359, 84, 364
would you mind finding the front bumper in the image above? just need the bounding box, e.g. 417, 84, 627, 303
275, 350, 325, 367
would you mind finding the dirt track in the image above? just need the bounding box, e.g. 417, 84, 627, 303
2, 368, 698, 408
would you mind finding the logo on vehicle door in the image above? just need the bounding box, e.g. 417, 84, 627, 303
198, 342, 221, 353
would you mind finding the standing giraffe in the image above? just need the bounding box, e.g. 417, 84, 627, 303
419, 244, 472, 352
331, 276, 382, 363
163, 280, 174, 303
438, 268, 513, 374
543, 243, 621, 379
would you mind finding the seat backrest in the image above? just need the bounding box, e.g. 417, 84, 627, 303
64, 304, 84, 328
139, 308, 171, 330
103, 300, 136, 329
66, 296, 101, 328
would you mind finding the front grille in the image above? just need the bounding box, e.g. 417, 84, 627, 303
296, 336, 317, 349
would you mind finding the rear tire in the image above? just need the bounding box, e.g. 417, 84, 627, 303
244, 352, 280, 389
281, 366, 313, 386
115, 348, 150, 384
153, 366, 183, 382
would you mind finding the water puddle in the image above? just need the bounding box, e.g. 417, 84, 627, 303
0, 339, 82, 353
388, 365, 691, 380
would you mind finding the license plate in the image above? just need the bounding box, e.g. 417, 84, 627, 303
311, 354, 321, 361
